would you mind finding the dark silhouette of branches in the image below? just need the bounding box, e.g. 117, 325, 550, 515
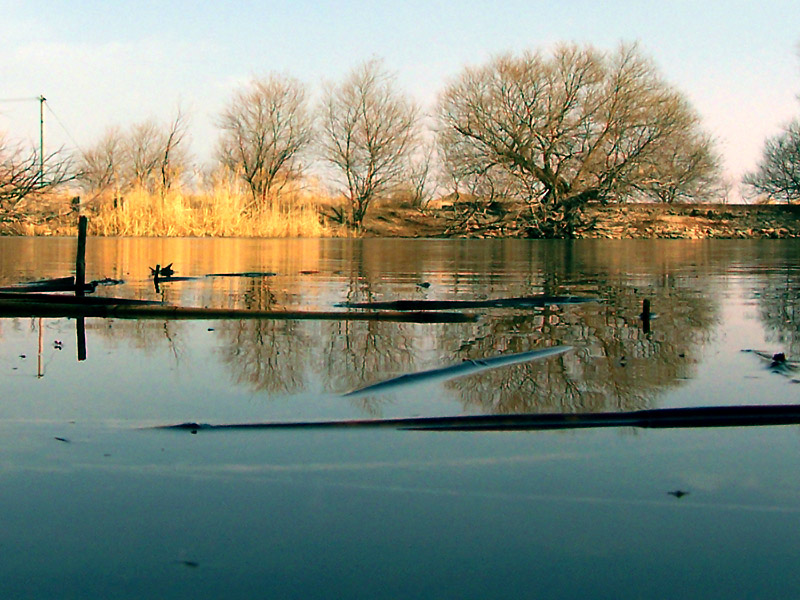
0, 134, 74, 212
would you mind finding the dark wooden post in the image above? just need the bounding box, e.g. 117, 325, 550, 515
641, 298, 651, 334
75, 216, 88, 360
76, 317, 87, 361
75, 216, 88, 297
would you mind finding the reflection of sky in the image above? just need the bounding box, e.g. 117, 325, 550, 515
2, 238, 800, 597
3, 424, 800, 599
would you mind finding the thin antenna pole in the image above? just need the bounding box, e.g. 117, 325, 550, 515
39, 95, 45, 182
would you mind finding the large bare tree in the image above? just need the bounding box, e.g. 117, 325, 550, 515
320, 59, 420, 228
217, 74, 313, 208
438, 43, 721, 236
743, 119, 800, 203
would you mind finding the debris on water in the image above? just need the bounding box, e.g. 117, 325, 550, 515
667, 490, 689, 498
743, 349, 799, 374
151, 263, 174, 278
343, 346, 573, 398
54, 437, 70, 443
337, 295, 599, 311
176, 560, 199, 568
205, 272, 277, 278
299, 270, 319, 275
19, 354, 26, 359
91, 277, 124, 287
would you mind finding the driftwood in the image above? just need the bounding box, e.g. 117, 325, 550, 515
205, 272, 278, 278
0, 292, 157, 305
160, 404, 800, 432
0, 277, 96, 294
337, 296, 598, 311
343, 345, 572, 398
0, 297, 478, 322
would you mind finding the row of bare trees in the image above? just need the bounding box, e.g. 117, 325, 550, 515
15, 41, 787, 235
79, 111, 189, 198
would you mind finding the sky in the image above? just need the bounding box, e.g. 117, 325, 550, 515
1, 0, 798, 200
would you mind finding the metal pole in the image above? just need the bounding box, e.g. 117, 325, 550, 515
38, 95, 45, 183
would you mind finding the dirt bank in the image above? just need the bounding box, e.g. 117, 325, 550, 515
359, 203, 800, 239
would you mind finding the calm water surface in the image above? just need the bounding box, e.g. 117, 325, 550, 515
1, 238, 799, 599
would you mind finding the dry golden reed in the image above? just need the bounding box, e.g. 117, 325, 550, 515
86, 179, 343, 238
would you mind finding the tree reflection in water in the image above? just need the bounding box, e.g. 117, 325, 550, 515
757, 273, 800, 357
444, 283, 715, 414
19, 239, 800, 417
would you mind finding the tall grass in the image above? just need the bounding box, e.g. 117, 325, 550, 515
87, 179, 342, 237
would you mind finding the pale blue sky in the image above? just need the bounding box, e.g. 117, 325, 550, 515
1, 0, 798, 196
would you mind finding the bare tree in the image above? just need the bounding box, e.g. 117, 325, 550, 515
0, 133, 73, 212
635, 131, 723, 203
128, 111, 189, 195
77, 127, 126, 194
743, 119, 800, 203
217, 74, 313, 208
78, 110, 189, 196
320, 59, 420, 228
437, 43, 721, 236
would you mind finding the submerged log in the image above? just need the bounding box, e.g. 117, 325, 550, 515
337, 295, 598, 311
159, 404, 800, 432
0, 292, 158, 305
0, 277, 95, 294
0, 298, 477, 323
205, 272, 278, 278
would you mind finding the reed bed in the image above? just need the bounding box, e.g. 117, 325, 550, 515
87, 180, 341, 237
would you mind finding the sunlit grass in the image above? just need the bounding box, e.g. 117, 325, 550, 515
85, 179, 343, 237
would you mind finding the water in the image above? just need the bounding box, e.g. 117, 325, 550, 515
1, 238, 799, 599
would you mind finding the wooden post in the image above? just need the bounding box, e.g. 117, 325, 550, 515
641, 298, 651, 334
75, 216, 88, 297
76, 317, 86, 361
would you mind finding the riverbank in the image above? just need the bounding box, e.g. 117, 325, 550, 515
359, 203, 800, 239
3, 196, 799, 239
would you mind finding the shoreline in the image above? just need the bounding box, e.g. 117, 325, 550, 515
3, 203, 798, 239
359, 203, 800, 239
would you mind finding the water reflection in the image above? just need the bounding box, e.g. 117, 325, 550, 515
217, 319, 309, 394
1, 239, 798, 417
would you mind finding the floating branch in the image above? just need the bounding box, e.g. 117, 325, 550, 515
160, 404, 800, 433
0, 292, 158, 305
743, 349, 799, 375
0, 298, 477, 323
205, 272, 278, 278
343, 345, 573, 398
336, 296, 598, 311
0, 277, 96, 294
